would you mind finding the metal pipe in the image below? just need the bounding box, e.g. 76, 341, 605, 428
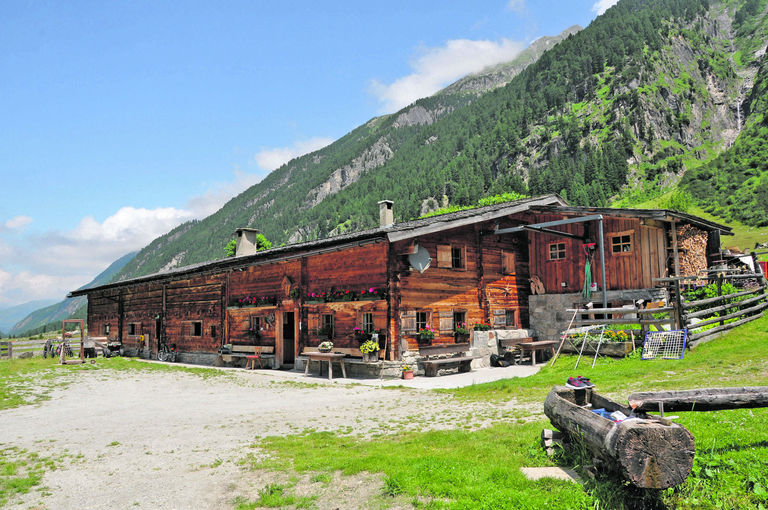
598, 217, 607, 309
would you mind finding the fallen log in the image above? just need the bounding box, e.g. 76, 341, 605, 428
628, 386, 768, 413
544, 386, 695, 489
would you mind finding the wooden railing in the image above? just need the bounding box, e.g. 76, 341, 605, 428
564, 271, 768, 349
657, 272, 768, 348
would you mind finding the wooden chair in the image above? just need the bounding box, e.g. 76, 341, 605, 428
245, 346, 263, 369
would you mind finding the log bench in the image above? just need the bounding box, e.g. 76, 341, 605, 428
419, 343, 479, 377
499, 338, 557, 366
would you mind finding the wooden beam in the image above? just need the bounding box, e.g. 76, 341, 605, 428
628, 386, 768, 413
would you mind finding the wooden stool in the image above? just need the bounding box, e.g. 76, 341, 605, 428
245, 346, 262, 369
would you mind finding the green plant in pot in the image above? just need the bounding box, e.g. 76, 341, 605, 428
417, 326, 434, 345
359, 339, 380, 362
454, 322, 470, 343
353, 327, 370, 344
318, 341, 333, 353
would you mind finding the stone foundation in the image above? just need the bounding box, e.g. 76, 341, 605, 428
529, 289, 668, 341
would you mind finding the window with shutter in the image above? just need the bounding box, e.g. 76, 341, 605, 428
437, 245, 452, 267
400, 312, 416, 332
501, 251, 516, 275
438, 311, 453, 333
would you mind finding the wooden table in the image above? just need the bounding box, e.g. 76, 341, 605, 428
517, 341, 558, 366
304, 352, 347, 380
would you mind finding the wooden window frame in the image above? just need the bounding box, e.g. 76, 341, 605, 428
191, 321, 203, 337
321, 313, 334, 337
361, 312, 374, 334
452, 310, 466, 331
127, 323, 140, 336
548, 242, 566, 261
415, 311, 429, 331
610, 231, 633, 255
505, 310, 516, 327
250, 315, 261, 331
437, 244, 467, 270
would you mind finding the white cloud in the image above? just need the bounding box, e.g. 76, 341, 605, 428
507, 0, 526, 13
592, 0, 618, 15
186, 169, 266, 218
254, 137, 334, 171
3, 215, 33, 231
0, 268, 88, 306
370, 38, 525, 113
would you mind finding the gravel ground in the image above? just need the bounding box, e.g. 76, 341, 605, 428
1, 363, 539, 509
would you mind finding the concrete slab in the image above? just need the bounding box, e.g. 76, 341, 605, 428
520, 467, 583, 483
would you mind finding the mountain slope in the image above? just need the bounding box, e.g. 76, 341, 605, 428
0, 300, 57, 336
111, 0, 766, 284
11, 251, 136, 336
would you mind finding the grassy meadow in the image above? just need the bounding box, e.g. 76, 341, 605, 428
2, 317, 768, 509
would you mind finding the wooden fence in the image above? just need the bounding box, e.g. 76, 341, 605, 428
0, 338, 92, 359
565, 270, 768, 350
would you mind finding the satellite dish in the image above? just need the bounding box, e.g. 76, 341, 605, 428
408, 243, 432, 273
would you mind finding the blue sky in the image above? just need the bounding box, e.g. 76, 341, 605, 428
0, 0, 616, 309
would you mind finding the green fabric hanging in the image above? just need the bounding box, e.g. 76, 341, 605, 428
582, 258, 592, 300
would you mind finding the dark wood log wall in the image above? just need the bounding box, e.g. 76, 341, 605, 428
522, 213, 668, 294
303, 243, 389, 354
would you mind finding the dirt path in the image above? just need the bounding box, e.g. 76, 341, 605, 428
1, 367, 534, 509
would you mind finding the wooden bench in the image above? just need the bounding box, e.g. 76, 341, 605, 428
499, 338, 557, 366
419, 343, 479, 377
222, 345, 275, 368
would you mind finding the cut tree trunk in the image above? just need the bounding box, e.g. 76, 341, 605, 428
544, 386, 695, 489
628, 386, 768, 413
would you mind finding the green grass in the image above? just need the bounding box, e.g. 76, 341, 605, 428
246, 315, 768, 509
0, 446, 58, 507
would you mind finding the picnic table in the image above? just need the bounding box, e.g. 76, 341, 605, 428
304, 352, 347, 380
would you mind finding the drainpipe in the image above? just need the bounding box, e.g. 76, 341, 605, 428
598, 217, 608, 310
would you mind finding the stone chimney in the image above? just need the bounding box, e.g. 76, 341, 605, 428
233, 228, 261, 257
378, 200, 394, 228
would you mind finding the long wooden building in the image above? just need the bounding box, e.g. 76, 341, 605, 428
69, 195, 731, 366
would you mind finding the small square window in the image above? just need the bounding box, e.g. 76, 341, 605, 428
362, 312, 374, 334
416, 311, 428, 331
128, 323, 137, 336
505, 310, 516, 327
210, 325, 217, 337
611, 234, 632, 253
549, 242, 566, 260
452, 311, 466, 331
451, 246, 465, 269
191, 321, 202, 336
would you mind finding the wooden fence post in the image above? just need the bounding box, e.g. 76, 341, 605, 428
673, 279, 684, 330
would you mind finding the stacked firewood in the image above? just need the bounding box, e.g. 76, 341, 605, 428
676, 224, 708, 277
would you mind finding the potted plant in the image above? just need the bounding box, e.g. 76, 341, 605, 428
359, 339, 380, 362
454, 323, 470, 343
472, 322, 492, 331
353, 327, 370, 344
417, 326, 434, 345
318, 341, 333, 353
402, 364, 414, 380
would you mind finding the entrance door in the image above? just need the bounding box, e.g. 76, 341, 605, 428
155, 318, 162, 356
282, 311, 295, 365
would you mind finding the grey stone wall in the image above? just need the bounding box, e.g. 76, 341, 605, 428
528, 289, 668, 341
